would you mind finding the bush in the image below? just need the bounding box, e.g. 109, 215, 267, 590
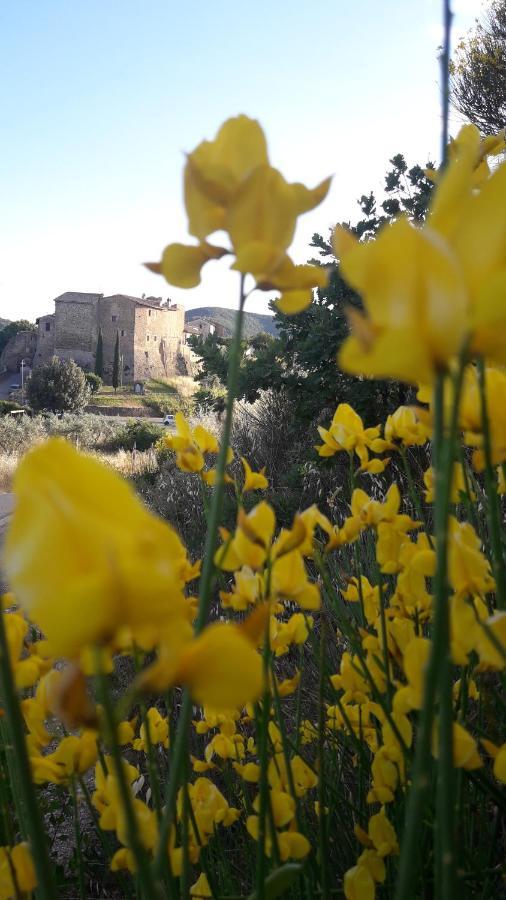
26, 357, 90, 413
105, 420, 163, 452
84, 372, 103, 394
0, 413, 123, 456
0, 400, 25, 417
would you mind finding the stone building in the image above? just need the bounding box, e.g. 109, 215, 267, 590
28, 292, 189, 383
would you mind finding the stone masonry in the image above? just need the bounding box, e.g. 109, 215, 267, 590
26, 292, 189, 383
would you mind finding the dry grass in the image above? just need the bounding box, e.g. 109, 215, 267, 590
0, 447, 158, 491
0, 455, 18, 491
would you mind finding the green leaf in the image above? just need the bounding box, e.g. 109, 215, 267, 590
247, 863, 304, 899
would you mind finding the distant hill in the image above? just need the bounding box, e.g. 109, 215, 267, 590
185, 306, 277, 339
0, 319, 10, 330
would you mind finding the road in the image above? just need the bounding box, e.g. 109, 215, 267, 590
0, 494, 14, 593
0, 373, 20, 401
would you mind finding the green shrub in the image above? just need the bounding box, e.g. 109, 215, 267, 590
84, 372, 103, 394
26, 357, 89, 413
106, 420, 163, 452
0, 400, 26, 417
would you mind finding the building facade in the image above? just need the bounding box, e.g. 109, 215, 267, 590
30, 292, 188, 382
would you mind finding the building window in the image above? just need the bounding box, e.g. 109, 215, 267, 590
112, 315, 117, 322
153, 335, 157, 341
148, 310, 151, 317
145, 351, 149, 359
121, 329, 125, 337
45, 322, 50, 332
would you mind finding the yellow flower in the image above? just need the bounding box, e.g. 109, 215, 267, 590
190, 873, 212, 897
216, 501, 276, 571
4, 439, 193, 657
344, 863, 376, 900
270, 550, 321, 610
0, 844, 37, 897
31, 730, 98, 784
448, 517, 495, 598
432, 721, 482, 770
334, 125, 506, 383
342, 577, 380, 626
133, 707, 169, 751
368, 808, 399, 857
316, 403, 380, 466
393, 637, 431, 714
142, 620, 264, 711
383, 405, 431, 446
158, 412, 219, 474
241, 457, 268, 492
219, 565, 263, 611
423, 462, 473, 504
476, 610, 506, 669
150, 115, 330, 314
493, 744, 506, 783
460, 365, 506, 470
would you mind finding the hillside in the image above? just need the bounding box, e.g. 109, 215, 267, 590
185, 306, 277, 339
0, 319, 10, 330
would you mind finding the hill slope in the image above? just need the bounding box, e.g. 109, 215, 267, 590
0, 320, 10, 330
185, 306, 277, 339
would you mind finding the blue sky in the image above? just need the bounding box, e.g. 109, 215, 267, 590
1, 0, 482, 321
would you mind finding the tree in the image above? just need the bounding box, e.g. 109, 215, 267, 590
451, 0, 506, 134
84, 372, 103, 394
191, 153, 435, 427
95, 327, 104, 378
112, 331, 120, 392
0, 320, 36, 357
27, 357, 90, 413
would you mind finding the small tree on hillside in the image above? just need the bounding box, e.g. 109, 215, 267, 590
0, 320, 36, 356
112, 331, 120, 392
84, 372, 103, 394
95, 327, 104, 378
27, 357, 89, 413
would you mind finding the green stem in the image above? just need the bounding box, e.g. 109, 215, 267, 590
477, 358, 506, 610
195, 274, 247, 632
71, 777, 87, 900
395, 355, 466, 900
95, 656, 162, 899
256, 614, 272, 900
317, 619, 329, 897
153, 275, 247, 881
0, 611, 57, 899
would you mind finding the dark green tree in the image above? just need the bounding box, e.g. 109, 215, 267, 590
191, 153, 435, 427
112, 331, 120, 392
84, 372, 102, 394
451, 0, 506, 134
95, 327, 104, 378
27, 357, 89, 413
0, 320, 36, 356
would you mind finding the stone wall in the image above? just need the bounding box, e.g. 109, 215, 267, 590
32, 315, 55, 368
133, 304, 185, 381
0, 331, 37, 373
98, 296, 137, 382
53, 294, 100, 372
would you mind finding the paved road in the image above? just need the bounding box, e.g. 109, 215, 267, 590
0, 373, 20, 401
0, 494, 14, 593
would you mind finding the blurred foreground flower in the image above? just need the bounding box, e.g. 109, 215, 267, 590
334, 124, 506, 383
3, 439, 194, 657
146, 115, 331, 314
